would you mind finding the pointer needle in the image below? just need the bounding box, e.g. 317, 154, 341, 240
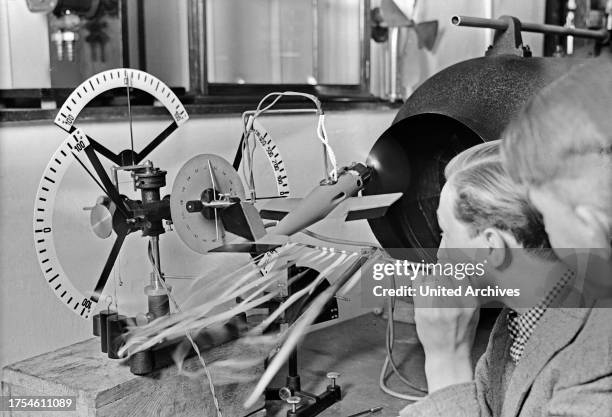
71, 152, 110, 202
126, 71, 135, 165
207, 159, 220, 241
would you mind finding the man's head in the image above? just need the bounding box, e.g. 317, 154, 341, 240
501, 59, 612, 252
437, 141, 555, 285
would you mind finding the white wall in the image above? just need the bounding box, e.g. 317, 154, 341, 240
0, 108, 395, 369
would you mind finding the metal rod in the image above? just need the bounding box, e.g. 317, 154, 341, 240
289, 349, 298, 377
126, 78, 135, 165
150, 236, 162, 289
451, 15, 609, 40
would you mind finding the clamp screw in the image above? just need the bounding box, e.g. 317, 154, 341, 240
278, 386, 291, 401
327, 371, 340, 387
287, 396, 300, 412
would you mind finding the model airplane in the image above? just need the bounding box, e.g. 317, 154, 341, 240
179, 161, 402, 253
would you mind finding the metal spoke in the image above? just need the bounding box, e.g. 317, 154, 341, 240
135, 121, 178, 163
71, 151, 111, 202
88, 136, 123, 166
83, 146, 130, 216
126, 72, 135, 165
91, 230, 127, 302
232, 132, 246, 170
208, 159, 220, 241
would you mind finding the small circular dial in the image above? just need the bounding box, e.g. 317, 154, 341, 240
170, 154, 246, 253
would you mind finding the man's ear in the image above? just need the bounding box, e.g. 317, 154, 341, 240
482, 228, 510, 268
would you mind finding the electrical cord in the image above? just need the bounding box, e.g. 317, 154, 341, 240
147, 241, 224, 417
241, 91, 339, 200
379, 275, 427, 402
298, 228, 429, 400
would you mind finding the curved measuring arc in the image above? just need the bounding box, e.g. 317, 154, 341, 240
34, 129, 96, 318
244, 117, 291, 198
55, 68, 188, 131
55, 68, 189, 168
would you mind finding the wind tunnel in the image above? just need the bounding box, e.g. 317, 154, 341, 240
364, 55, 587, 259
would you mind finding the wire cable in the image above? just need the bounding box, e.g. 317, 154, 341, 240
301, 228, 381, 248
298, 228, 428, 399
379, 275, 428, 402
240, 91, 339, 199
147, 241, 224, 417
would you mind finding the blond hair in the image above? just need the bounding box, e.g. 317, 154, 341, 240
445, 141, 552, 254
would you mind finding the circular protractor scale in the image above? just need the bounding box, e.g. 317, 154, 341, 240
34, 69, 189, 319
170, 154, 246, 254
246, 118, 291, 198
233, 117, 295, 273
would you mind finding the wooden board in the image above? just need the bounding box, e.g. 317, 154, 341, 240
2, 337, 265, 417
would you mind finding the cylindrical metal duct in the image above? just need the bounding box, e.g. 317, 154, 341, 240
364, 55, 590, 259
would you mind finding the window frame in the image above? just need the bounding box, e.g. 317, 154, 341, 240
187, 0, 372, 99
0, 0, 376, 119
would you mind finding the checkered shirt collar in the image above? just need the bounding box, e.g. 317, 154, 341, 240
507, 268, 575, 363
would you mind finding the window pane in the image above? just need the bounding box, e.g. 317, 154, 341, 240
206, 0, 362, 85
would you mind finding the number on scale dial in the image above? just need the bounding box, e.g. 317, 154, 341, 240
247, 117, 291, 198
55, 69, 188, 132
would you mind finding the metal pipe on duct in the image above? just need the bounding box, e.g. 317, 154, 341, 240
363, 54, 592, 258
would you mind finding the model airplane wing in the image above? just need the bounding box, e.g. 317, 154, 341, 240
327, 192, 403, 221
